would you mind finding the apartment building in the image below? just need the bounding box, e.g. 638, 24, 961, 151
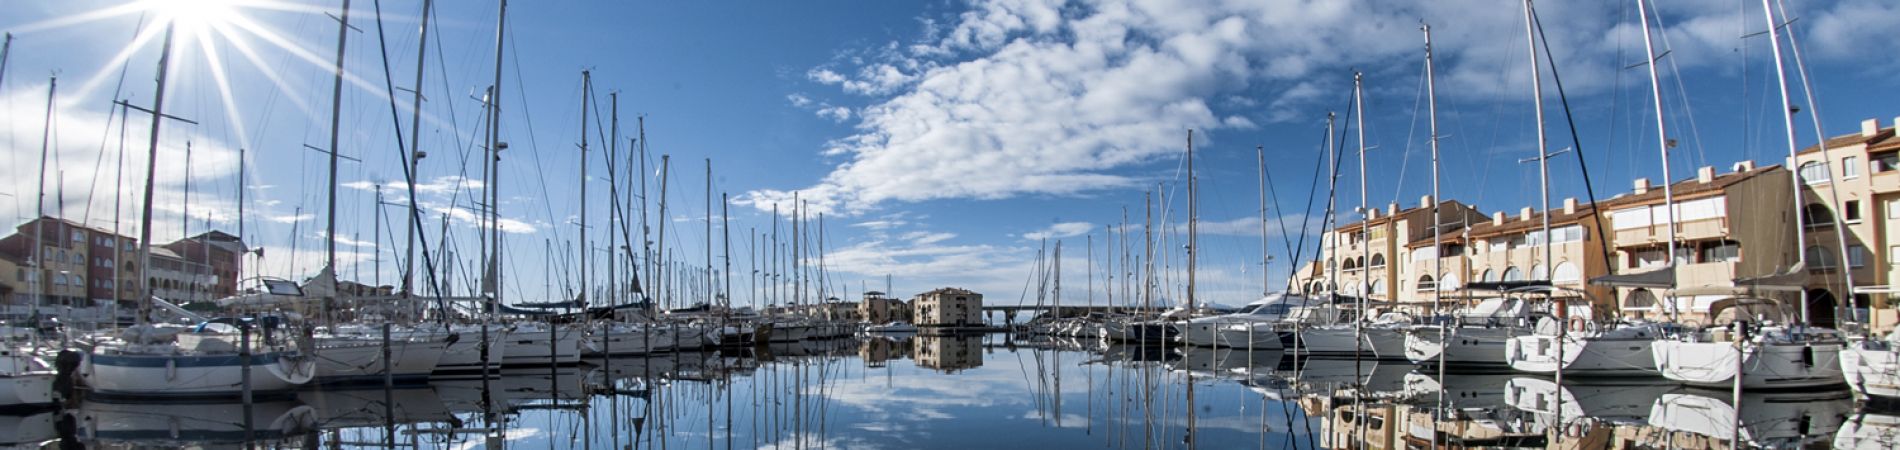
0, 216, 144, 308
1791, 116, 1900, 330
1291, 198, 1486, 314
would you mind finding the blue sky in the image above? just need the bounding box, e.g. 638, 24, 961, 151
2, 0, 1897, 309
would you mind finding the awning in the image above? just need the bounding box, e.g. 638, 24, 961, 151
1589, 266, 1674, 288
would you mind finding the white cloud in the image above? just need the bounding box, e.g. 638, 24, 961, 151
1022, 221, 1092, 240
816, 106, 852, 122
786, 93, 814, 108
267, 213, 314, 224
747, 0, 1892, 215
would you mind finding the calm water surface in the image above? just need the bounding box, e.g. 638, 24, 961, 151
23, 333, 1900, 449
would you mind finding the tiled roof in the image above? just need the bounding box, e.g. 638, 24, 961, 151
1799, 127, 1896, 155
1593, 165, 1781, 210
1466, 205, 1601, 238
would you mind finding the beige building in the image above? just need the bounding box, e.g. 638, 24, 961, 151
913, 287, 982, 328
1791, 116, 1900, 330
1292, 198, 1486, 314
858, 290, 912, 324
1464, 197, 1615, 313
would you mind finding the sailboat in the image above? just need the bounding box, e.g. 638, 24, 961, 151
0, 326, 56, 409
1295, 73, 1408, 360
1842, 329, 1900, 400
79, 18, 316, 400
1646, 0, 1849, 390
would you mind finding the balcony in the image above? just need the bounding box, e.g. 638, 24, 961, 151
1613, 217, 1728, 247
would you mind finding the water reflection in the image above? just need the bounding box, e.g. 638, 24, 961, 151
16, 333, 1900, 448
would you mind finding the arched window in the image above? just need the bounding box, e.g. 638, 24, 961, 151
1369, 253, 1386, 268
1531, 263, 1549, 280
1417, 275, 1436, 291
1799, 161, 1831, 184
1802, 203, 1834, 228
1342, 258, 1357, 270
1625, 288, 1658, 310
1502, 266, 1524, 281
1439, 272, 1461, 291
1552, 261, 1581, 284
1369, 279, 1386, 297
1480, 269, 1496, 282
1807, 245, 1838, 269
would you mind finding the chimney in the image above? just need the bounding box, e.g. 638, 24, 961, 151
1389, 202, 1399, 216
1563, 198, 1579, 215
1420, 195, 1434, 209
1519, 207, 1533, 221
1633, 178, 1651, 195
1732, 160, 1756, 173
1864, 118, 1882, 138
1492, 212, 1505, 226
1697, 166, 1715, 183
1367, 207, 1380, 220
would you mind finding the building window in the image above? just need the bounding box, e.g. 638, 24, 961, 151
1480, 269, 1496, 282
1807, 245, 1837, 269
71, 231, 84, 243
1626, 288, 1658, 310
1875, 152, 1900, 173
1630, 248, 1668, 269
1803, 203, 1835, 228
1843, 156, 1861, 179
1700, 240, 1741, 263
1849, 245, 1867, 268
1502, 267, 1524, 282
1800, 161, 1831, 184
1369, 253, 1386, 268
1552, 262, 1581, 284
52, 273, 65, 286
1417, 275, 1436, 291
1845, 200, 1862, 223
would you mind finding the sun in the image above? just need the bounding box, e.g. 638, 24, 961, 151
140, 0, 244, 35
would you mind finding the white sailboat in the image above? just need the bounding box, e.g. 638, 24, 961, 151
1174, 294, 1296, 350
1652, 298, 1846, 388
0, 328, 55, 410
500, 321, 583, 366
1503, 286, 1663, 377
1402, 297, 1528, 368
1841, 329, 1900, 400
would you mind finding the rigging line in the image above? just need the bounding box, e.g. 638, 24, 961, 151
1646, 0, 1711, 172
1286, 117, 1333, 281
84, 12, 149, 226
1393, 59, 1428, 204
505, 25, 565, 249
1531, 3, 1616, 277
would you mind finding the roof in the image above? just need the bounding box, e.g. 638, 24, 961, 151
921, 287, 979, 296
1332, 200, 1478, 233
1798, 126, 1896, 155
1595, 164, 1782, 211
1466, 204, 1600, 238
10, 216, 137, 243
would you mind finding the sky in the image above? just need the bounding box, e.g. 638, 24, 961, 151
1, 0, 1897, 310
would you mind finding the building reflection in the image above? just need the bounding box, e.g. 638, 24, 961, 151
913, 334, 983, 373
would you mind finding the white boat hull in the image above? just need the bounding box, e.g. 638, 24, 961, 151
1652, 339, 1844, 389
1403, 326, 1515, 367
501, 326, 583, 366
1841, 342, 1900, 400
1297, 327, 1407, 359
1178, 323, 1283, 350
583, 326, 679, 356
1506, 332, 1660, 377
311, 337, 446, 384
81, 351, 315, 399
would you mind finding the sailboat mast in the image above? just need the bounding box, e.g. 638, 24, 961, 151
706, 159, 713, 307
1187, 130, 1196, 312
1259, 145, 1269, 296
579, 70, 591, 307
1524, 0, 1553, 285
657, 155, 670, 308
1759, 0, 1816, 325
1424, 22, 1444, 317
1635, 0, 1682, 320
32, 78, 55, 328
402, 0, 432, 301
486, 0, 509, 310
323, 0, 354, 323
1354, 73, 1369, 327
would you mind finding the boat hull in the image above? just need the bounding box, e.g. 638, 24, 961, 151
1297, 327, 1408, 360
1404, 326, 1515, 368
1177, 322, 1283, 350
1506, 332, 1660, 377
1652, 339, 1845, 389
500, 326, 583, 366
81, 352, 315, 399
310, 338, 446, 385
1841, 342, 1900, 400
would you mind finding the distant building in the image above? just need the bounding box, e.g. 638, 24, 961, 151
0, 216, 144, 308
858, 290, 912, 323
914, 287, 982, 328
162, 230, 247, 300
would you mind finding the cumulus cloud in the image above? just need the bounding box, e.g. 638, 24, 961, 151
1023, 221, 1092, 240
743, 0, 1893, 216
